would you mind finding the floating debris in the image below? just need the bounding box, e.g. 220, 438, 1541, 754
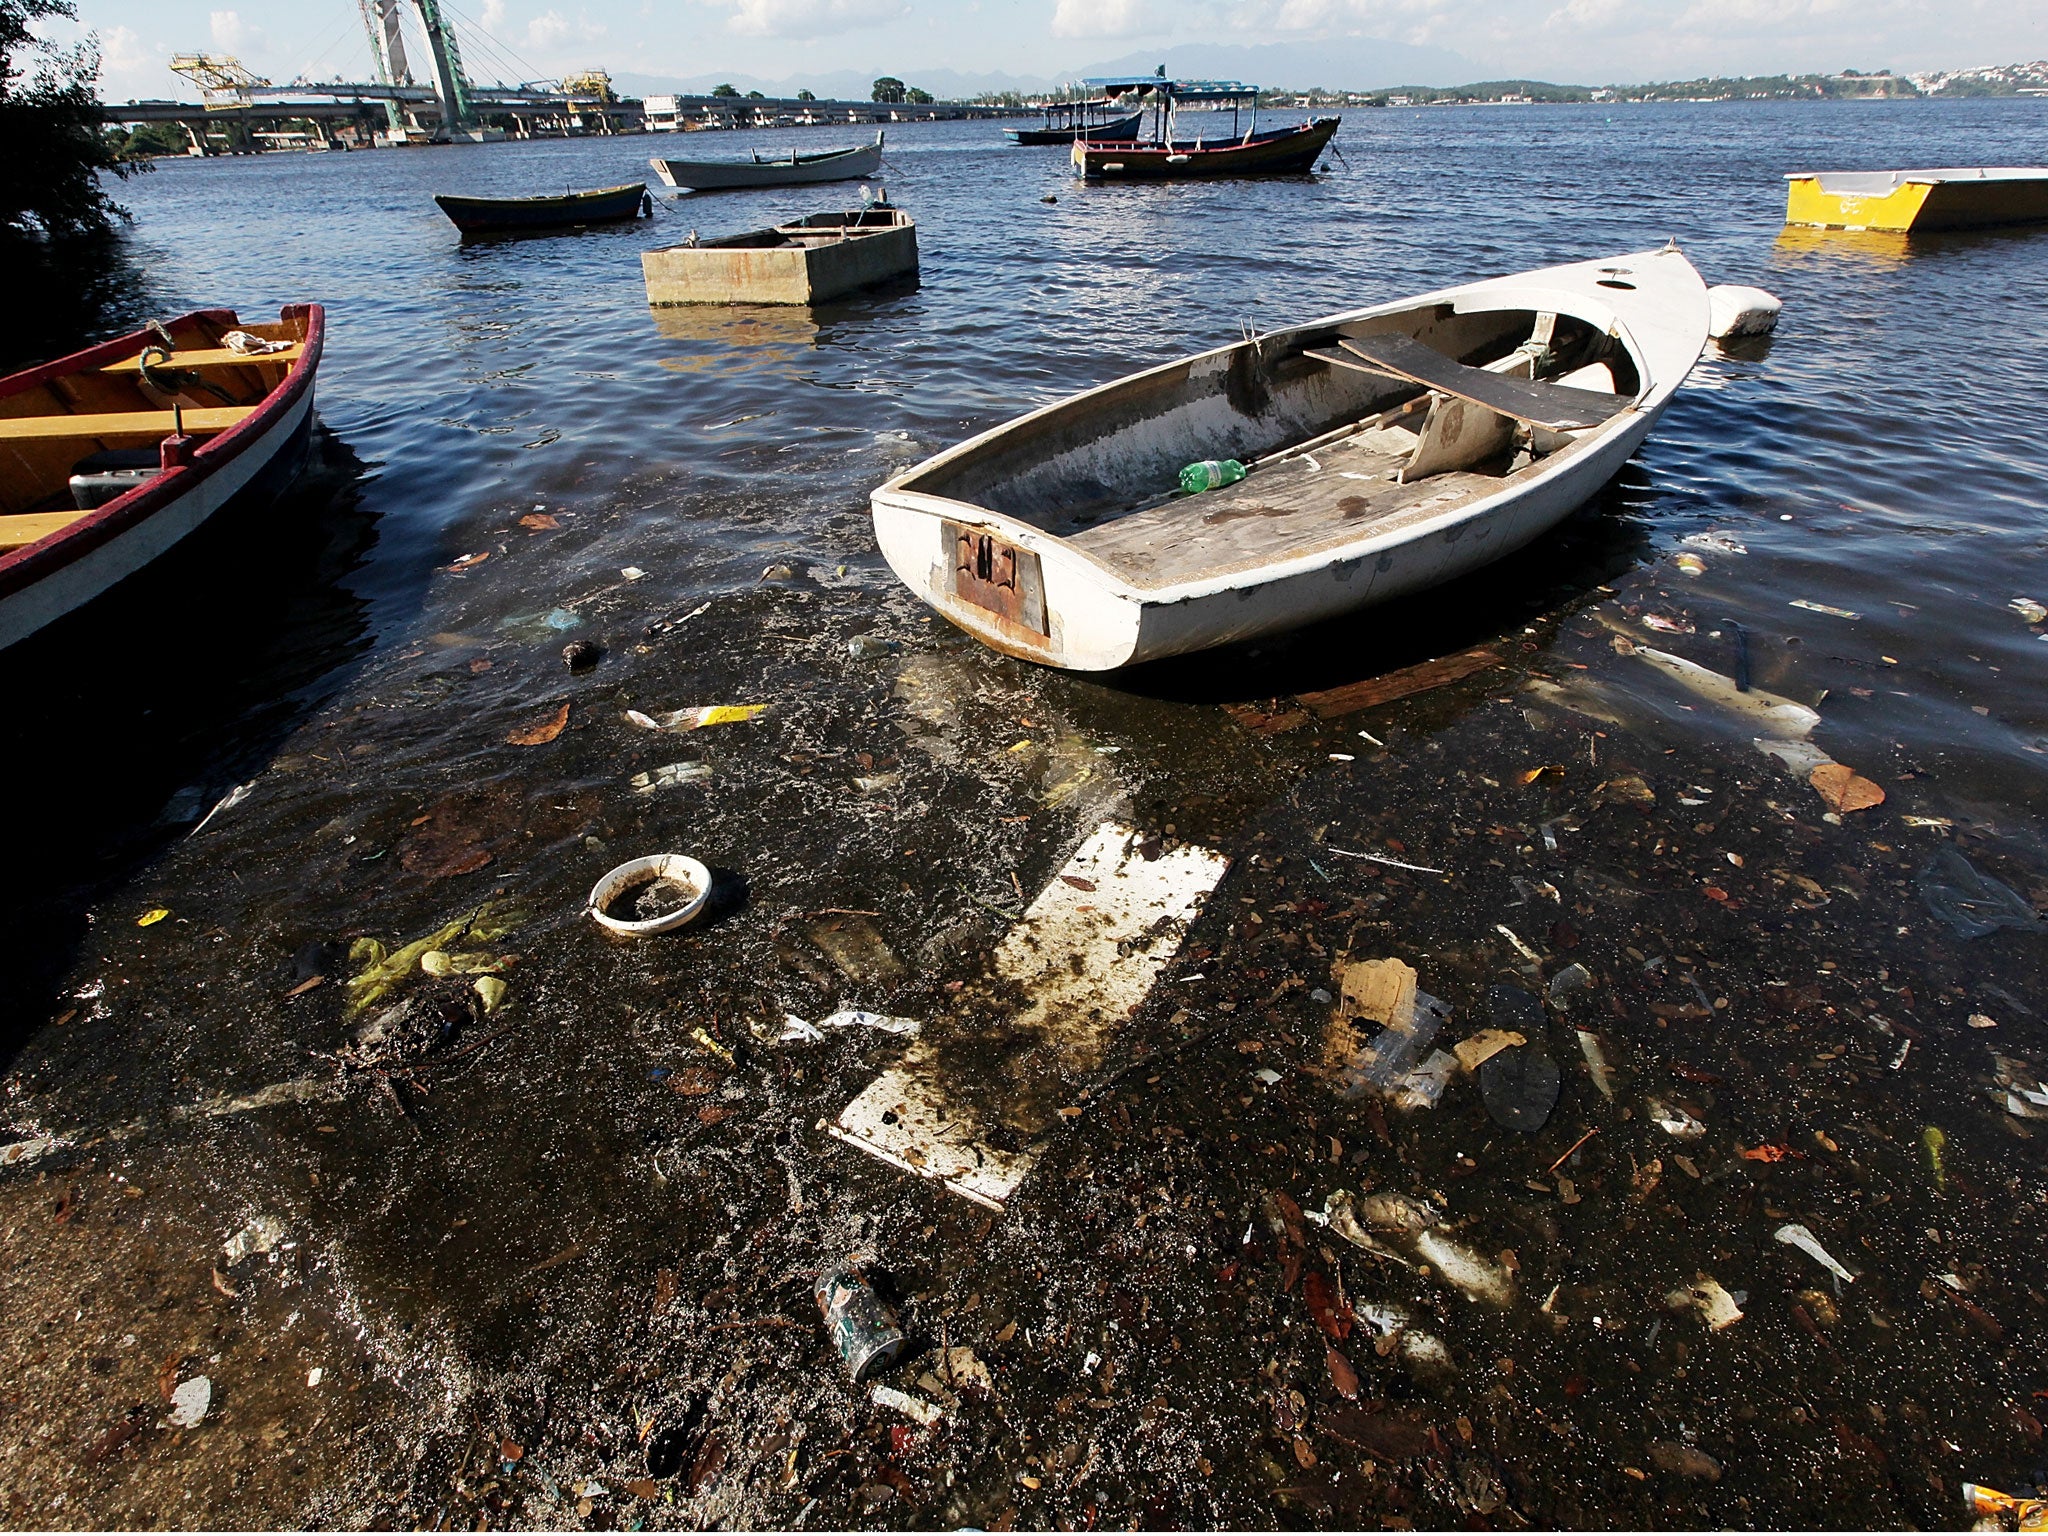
1789, 598, 1859, 620
222, 1214, 285, 1264
630, 762, 713, 793
1918, 848, 2042, 940
1669, 1275, 1744, 1331
167, 1376, 212, 1429
1647, 1098, 1706, 1139
1682, 531, 1748, 555
625, 704, 769, 731
1774, 1222, 1855, 1284
832, 822, 1228, 1211
1809, 762, 1885, 814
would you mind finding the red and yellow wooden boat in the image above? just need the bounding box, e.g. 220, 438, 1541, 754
0, 305, 323, 651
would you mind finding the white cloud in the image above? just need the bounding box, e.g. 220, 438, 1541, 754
713, 0, 911, 38
524, 7, 610, 49
1544, 0, 1635, 30
93, 24, 164, 101
208, 9, 264, 55
482, 0, 507, 25
1051, 0, 1156, 40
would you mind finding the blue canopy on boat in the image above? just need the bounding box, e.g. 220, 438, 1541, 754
1081, 75, 1258, 100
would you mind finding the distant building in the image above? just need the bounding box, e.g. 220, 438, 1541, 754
645, 94, 680, 131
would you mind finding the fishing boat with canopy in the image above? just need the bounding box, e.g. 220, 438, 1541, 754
1004, 96, 1142, 146
1070, 74, 1338, 179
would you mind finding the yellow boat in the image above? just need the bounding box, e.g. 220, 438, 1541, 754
1784, 167, 2048, 232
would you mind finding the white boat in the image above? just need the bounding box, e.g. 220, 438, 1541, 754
871, 246, 1711, 671
649, 131, 884, 192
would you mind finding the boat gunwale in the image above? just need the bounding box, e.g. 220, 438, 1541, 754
434, 182, 646, 211
651, 133, 883, 177
873, 251, 1705, 605
0, 304, 325, 603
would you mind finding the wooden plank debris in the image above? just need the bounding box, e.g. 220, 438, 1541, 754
1296, 646, 1503, 719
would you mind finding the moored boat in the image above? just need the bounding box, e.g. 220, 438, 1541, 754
870, 248, 1711, 671
434, 182, 650, 234
642, 202, 917, 306
1006, 104, 1142, 146
650, 132, 885, 192
1783, 167, 2048, 232
1074, 116, 1339, 179
0, 306, 324, 652
1069, 74, 1338, 180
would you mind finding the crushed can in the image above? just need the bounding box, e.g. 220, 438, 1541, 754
815, 1262, 905, 1383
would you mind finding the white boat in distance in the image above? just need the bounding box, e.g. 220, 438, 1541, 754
650, 131, 884, 192
871, 246, 1712, 671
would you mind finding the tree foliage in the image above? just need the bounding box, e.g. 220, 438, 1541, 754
904, 86, 932, 104
871, 76, 905, 103
0, 0, 134, 243
710, 82, 739, 97
796, 88, 815, 101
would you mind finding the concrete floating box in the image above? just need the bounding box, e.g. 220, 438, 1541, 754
642, 207, 918, 306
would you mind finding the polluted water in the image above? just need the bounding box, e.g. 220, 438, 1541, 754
1, 105, 2047, 1532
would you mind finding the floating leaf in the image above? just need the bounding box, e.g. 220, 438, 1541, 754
1809, 762, 1885, 813
137, 908, 170, 927
446, 551, 489, 571
1325, 1342, 1360, 1400
507, 700, 571, 746
1302, 1270, 1350, 1340
518, 513, 559, 531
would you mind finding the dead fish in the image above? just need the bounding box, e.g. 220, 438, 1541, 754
1411, 1231, 1516, 1307
1348, 1191, 1437, 1232
1352, 1301, 1457, 1389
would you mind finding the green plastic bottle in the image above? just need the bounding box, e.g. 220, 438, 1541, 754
1179, 458, 1246, 495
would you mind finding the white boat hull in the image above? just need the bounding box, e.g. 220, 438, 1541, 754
872, 248, 1709, 671
649, 136, 883, 191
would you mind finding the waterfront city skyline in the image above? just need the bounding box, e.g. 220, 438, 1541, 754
57, 0, 2048, 104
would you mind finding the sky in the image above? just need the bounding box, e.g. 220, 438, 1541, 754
56, 0, 2048, 101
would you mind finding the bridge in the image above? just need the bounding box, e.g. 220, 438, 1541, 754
101, 88, 1019, 154
98, 0, 1017, 154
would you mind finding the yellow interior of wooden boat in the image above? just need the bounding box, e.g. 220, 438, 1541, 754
0, 313, 305, 528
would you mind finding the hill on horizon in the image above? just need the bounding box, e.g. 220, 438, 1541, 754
612, 35, 1477, 102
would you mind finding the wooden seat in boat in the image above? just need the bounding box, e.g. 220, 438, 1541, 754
100, 344, 303, 374
0, 510, 90, 551
0, 406, 254, 442
1303, 331, 1629, 432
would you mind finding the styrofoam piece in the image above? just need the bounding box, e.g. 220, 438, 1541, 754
830, 821, 1229, 1212
1707, 283, 1783, 339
